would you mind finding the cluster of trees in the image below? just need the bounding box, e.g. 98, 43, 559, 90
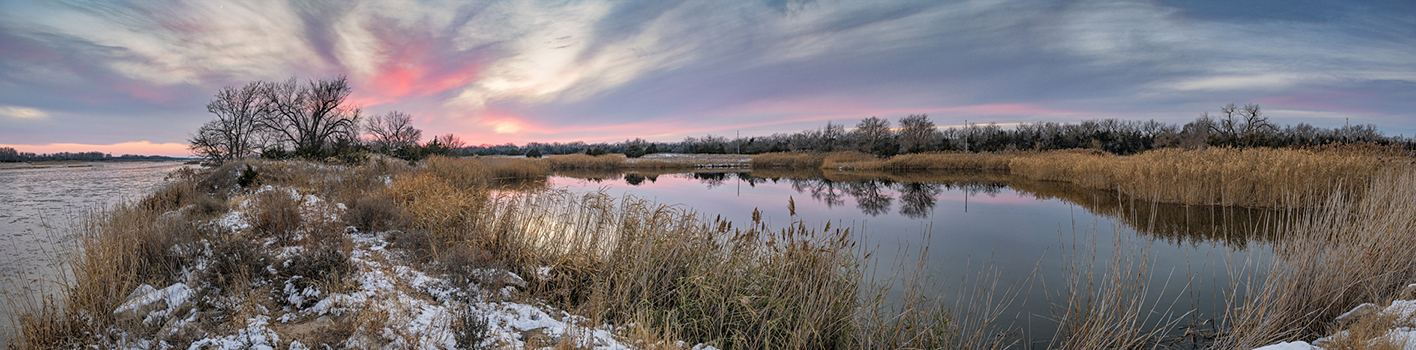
190, 76, 463, 163
458, 104, 1411, 157
0, 147, 178, 162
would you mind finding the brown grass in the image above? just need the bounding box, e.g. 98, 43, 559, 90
1219, 167, 1416, 347
545, 154, 627, 170
750, 152, 827, 169
1010, 147, 1386, 208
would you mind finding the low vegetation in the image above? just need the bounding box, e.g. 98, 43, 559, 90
750, 144, 1407, 208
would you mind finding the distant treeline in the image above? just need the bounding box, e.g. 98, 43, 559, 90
461, 103, 1413, 157
188, 77, 1413, 163
0, 147, 180, 162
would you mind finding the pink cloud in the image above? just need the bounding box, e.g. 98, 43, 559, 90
346, 25, 485, 108
0, 141, 191, 157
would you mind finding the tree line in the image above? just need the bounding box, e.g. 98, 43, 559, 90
0, 148, 179, 163
459, 103, 1411, 157
190, 78, 1412, 162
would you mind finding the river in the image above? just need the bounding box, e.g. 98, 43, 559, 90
0, 161, 194, 344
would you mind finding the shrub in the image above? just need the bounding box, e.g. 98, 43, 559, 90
526, 149, 542, 159
237, 164, 260, 188
437, 243, 495, 285
390, 230, 435, 264
624, 144, 646, 158
278, 245, 353, 308
454, 309, 491, 350
183, 193, 229, 219
201, 237, 271, 292
345, 192, 408, 233
248, 190, 303, 242
586, 146, 607, 156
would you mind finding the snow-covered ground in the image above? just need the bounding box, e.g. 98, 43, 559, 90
105, 184, 718, 350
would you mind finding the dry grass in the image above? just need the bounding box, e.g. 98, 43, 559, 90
750, 152, 827, 169
1219, 167, 1416, 348
1314, 301, 1414, 350
545, 154, 627, 170
1009, 147, 1386, 208
475, 156, 550, 179
844, 152, 1021, 171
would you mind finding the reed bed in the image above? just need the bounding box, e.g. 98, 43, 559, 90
544, 154, 627, 170
749, 152, 827, 169
845, 152, 1021, 171
1218, 167, 1416, 348
1009, 147, 1385, 208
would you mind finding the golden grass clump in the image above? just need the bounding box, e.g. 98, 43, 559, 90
386, 172, 484, 238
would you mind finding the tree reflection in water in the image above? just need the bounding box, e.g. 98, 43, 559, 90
549, 169, 1288, 249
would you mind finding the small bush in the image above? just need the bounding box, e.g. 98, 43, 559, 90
455, 308, 491, 350
237, 164, 259, 188
438, 243, 495, 285
279, 245, 353, 308
586, 146, 608, 156
248, 190, 302, 242
526, 149, 542, 158
202, 237, 271, 292
345, 192, 408, 233
390, 230, 436, 264
183, 194, 229, 219
624, 144, 646, 158
196, 161, 250, 196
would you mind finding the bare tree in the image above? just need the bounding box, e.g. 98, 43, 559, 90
433, 133, 466, 150
852, 117, 893, 155
260, 76, 361, 156
189, 81, 268, 162
1213, 103, 1241, 146
897, 114, 937, 154
1238, 103, 1276, 146
364, 111, 422, 153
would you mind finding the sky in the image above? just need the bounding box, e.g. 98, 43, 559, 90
0, 0, 1413, 157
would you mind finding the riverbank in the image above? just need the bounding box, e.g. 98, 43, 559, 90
6, 157, 962, 349
11, 150, 1416, 349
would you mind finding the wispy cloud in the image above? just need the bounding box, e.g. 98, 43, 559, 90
0, 105, 46, 119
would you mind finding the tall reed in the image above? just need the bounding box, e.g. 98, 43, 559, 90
1219, 167, 1416, 347
1009, 147, 1384, 208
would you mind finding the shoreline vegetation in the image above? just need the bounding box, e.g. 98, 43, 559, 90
6, 72, 1414, 350
10, 143, 1416, 349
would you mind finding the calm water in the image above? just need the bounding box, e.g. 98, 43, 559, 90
0, 161, 193, 343
0, 163, 1279, 347
546, 169, 1284, 347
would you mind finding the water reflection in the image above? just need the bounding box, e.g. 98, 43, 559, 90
546, 169, 1287, 248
